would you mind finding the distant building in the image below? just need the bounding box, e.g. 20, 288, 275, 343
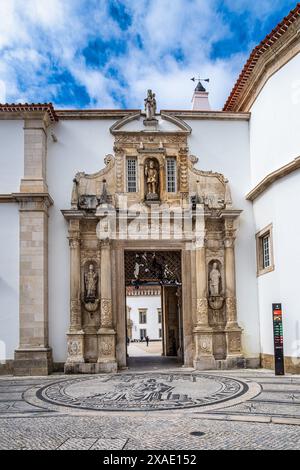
126, 287, 162, 341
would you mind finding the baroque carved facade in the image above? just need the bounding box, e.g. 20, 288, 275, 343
62, 103, 243, 373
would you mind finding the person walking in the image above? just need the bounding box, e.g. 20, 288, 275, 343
146, 335, 149, 347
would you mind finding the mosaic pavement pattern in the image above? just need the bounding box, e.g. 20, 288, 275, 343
31, 373, 251, 412
0, 370, 300, 449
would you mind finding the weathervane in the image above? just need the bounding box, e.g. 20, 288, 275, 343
191, 76, 210, 92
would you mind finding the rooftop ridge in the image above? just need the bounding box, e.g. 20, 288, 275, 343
223, 3, 300, 111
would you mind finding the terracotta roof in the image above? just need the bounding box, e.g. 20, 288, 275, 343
0, 103, 58, 121
223, 3, 300, 111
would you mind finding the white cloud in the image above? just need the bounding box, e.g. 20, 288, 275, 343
0, 0, 291, 109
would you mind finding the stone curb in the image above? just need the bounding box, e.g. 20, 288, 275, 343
192, 413, 300, 426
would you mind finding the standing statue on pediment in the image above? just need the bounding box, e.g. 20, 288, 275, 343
144, 90, 157, 120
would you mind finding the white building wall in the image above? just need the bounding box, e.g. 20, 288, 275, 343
186, 119, 260, 359
126, 295, 162, 341
47, 119, 115, 362
250, 53, 300, 186
0, 120, 23, 361
0, 120, 23, 193
0, 204, 19, 360
250, 53, 300, 362
252, 170, 300, 359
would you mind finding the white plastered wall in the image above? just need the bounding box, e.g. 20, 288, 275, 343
186, 118, 260, 359
250, 52, 300, 361
0, 120, 23, 360
47, 119, 115, 362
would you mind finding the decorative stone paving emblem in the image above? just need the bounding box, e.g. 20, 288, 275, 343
34, 373, 250, 412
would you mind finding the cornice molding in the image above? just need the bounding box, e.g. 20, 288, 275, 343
0, 103, 58, 122
0, 192, 54, 205
162, 110, 251, 121
56, 109, 140, 120
246, 156, 300, 201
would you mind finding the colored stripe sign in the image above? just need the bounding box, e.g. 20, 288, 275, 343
272, 303, 285, 375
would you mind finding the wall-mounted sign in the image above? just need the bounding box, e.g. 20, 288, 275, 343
272, 303, 285, 376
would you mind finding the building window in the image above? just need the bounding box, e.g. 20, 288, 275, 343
256, 224, 274, 276
139, 309, 147, 324
159, 328, 162, 339
140, 329, 147, 340
166, 157, 176, 193
157, 308, 162, 324
262, 235, 270, 269
127, 158, 137, 192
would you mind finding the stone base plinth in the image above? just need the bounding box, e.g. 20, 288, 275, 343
97, 329, 117, 372
215, 355, 246, 370
64, 361, 117, 374
193, 356, 216, 370
14, 348, 53, 376
143, 119, 158, 127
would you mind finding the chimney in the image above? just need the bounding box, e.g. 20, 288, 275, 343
191, 81, 211, 111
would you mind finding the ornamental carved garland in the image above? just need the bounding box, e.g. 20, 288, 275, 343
179, 150, 189, 194
99, 338, 114, 357
101, 299, 112, 327
70, 300, 81, 328
114, 134, 187, 145
196, 298, 208, 324
68, 339, 82, 357
226, 297, 237, 321
199, 335, 212, 354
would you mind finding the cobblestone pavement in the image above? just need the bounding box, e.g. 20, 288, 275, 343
0, 369, 299, 450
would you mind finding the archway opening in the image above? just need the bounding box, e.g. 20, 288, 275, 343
124, 251, 183, 369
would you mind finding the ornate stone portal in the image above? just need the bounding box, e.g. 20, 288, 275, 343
62, 92, 243, 373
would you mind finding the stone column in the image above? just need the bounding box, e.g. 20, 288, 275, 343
14, 195, 53, 376
14, 112, 53, 376
224, 217, 243, 365
97, 239, 117, 372
20, 117, 49, 193
65, 219, 85, 372
193, 237, 216, 370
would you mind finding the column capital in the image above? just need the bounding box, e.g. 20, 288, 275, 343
14, 193, 53, 212
100, 238, 111, 248
68, 237, 81, 249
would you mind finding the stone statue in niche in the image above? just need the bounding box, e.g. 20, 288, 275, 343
209, 262, 221, 296
208, 261, 224, 310
84, 264, 98, 302
145, 159, 159, 200
144, 89, 157, 120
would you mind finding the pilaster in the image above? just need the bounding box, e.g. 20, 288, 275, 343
193, 235, 216, 370
64, 219, 85, 372
97, 239, 117, 372
223, 216, 243, 363
14, 194, 53, 376
20, 114, 50, 193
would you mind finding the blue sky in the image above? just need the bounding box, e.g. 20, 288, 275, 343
0, 0, 297, 110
